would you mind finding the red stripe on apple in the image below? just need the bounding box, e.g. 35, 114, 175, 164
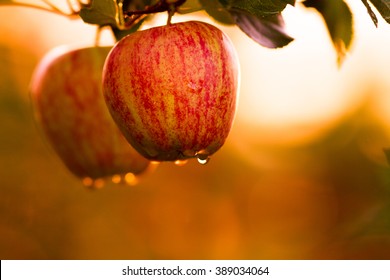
103, 21, 240, 163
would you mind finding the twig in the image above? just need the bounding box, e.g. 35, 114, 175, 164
124, 0, 186, 17
0, 0, 79, 18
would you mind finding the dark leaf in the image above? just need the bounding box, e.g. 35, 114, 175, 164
384, 147, 390, 165
79, 0, 117, 26
111, 17, 146, 41
368, 0, 390, 24
304, 0, 353, 65
231, 11, 293, 48
362, 0, 379, 26
218, 0, 295, 17
199, 0, 235, 24
123, 0, 153, 10
179, 0, 201, 10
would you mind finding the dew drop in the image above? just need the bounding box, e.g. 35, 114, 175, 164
124, 172, 138, 186
82, 177, 105, 189
196, 150, 210, 165
82, 177, 94, 188
197, 157, 210, 165
111, 174, 122, 184
174, 159, 188, 166
93, 178, 105, 189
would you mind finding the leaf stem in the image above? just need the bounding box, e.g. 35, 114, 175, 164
124, 13, 147, 29
361, 0, 378, 27
94, 25, 103, 47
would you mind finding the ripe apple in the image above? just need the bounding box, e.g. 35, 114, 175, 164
103, 21, 240, 163
30, 46, 151, 182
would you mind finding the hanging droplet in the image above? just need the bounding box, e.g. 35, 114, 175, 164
82, 177, 94, 188
174, 159, 188, 166
93, 178, 105, 189
111, 174, 122, 184
197, 156, 210, 165
124, 172, 138, 186
82, 177, 105, 189
196, 150, 210, 165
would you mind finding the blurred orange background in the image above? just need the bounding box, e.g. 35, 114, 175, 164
1, 0, 390, 259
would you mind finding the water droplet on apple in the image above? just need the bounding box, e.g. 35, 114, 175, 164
111, 174, 122, 184
174, 159, 188, 166
196, 150, 210, 165
82, 177, 94, 187
110, 173, 141, 186
93, 178, 105, 189
197, 157, 210, 165
124, 172, 138, 186
82, 177, 105, 189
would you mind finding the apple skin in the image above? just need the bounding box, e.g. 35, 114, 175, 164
30, 46, 150, 179
103, 21, 240, 162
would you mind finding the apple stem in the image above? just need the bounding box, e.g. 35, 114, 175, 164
167, 5, 175, 25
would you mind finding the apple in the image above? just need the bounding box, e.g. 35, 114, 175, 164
102, 21, 240, 163
30, 46, 151, 184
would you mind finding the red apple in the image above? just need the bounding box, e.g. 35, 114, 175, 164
102, 21, 240, 163
30, 46, 151, 183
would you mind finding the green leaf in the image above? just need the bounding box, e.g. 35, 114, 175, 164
79, 0, 117, 26
232, 11, 293, 48
199, 0, 235, 24
179, 0, 201, 9
367, 0, 390, 24
111, 16, 146, 41
384, 147, 390, 165
218, 0, 295, 17
304, 0, 353, 65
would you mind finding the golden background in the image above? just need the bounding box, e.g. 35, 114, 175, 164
1, 1, 390, 259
